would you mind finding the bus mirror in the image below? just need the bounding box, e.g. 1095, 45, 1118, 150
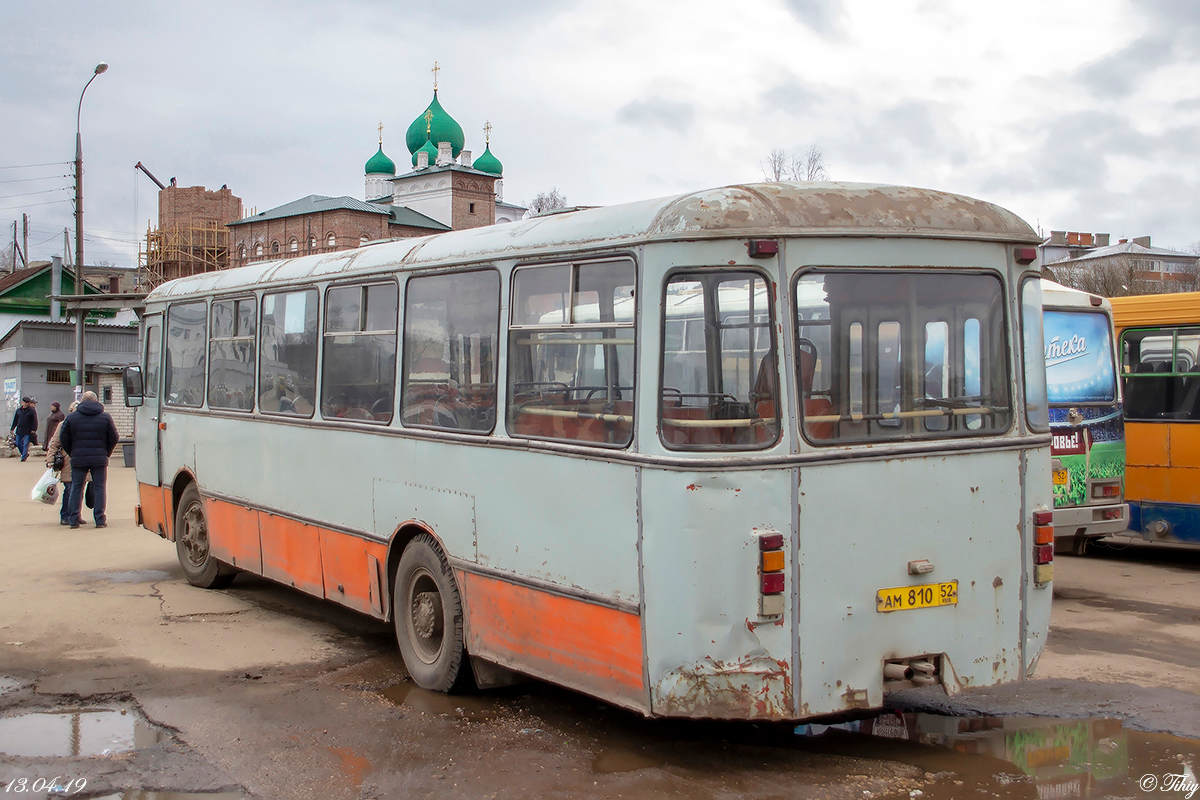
124, 366, 144, 407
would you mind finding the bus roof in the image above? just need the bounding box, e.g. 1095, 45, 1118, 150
1110, 291, 1200, 330
147, 181, 1039, 302
1040, 279, 1112, 312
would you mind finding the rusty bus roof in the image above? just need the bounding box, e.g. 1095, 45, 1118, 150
148, 181, 1039, 301
1110, 291, 1200, 330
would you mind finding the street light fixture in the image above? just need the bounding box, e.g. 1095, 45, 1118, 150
73, 61, 107, 399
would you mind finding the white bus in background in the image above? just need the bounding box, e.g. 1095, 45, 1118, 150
125, 181, 1054, 720
1039, 281, 1128, 553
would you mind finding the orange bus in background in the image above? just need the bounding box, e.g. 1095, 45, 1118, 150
1110, 291, 1200, 546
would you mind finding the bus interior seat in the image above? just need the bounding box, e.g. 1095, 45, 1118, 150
798, 344, 835, 440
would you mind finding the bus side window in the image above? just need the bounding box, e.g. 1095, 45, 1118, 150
322, 282, 398, 423
145, 324, 161, 399
259, 289, 318, 418
401, 270, 500, 433
508, 260, 636, 447
165, 301, 207, 408
209, 297, 256, 411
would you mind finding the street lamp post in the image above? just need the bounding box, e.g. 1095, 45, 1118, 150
73, 61, 107, 400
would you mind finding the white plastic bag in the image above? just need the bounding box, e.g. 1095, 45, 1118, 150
32, 468, 59, 504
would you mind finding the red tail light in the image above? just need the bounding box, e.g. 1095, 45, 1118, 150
1033, 510, 1053, 526
1034, 544, 1053, 565
762, 573, 785, 594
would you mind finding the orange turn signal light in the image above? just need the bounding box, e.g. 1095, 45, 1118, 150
762, 550, 785, 573
1035, 525, 1054, 545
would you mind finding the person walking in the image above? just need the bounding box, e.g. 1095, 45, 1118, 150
8, 396, 38, 462
44, 402, 78, 526
59, 391, 119, 529
44, 401, 65, 445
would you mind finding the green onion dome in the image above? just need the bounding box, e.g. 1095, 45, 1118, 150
364, 145, 396, 176
412, 137, 439, 167
405, 91, 465, 158
472, 143, 503, 175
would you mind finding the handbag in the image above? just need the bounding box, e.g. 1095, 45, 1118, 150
84, 481, 95, 510
52, 451, 64, 472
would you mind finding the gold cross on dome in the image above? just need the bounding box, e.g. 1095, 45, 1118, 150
377, 121, 383, 145
483, 120, 492, 144
431, 61, 440, 91
423, 109, 434, 136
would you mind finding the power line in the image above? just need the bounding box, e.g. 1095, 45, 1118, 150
0, 197, 71, 212
0, 161, 72, 170
0, 175, 70, 185
0, 187, 72, 201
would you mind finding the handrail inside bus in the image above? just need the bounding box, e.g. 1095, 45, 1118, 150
805, 406, 1002, 423
660, 416, 777, 428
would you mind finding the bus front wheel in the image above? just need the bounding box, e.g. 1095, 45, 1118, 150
394, 534, 469, 692
175, 484, 236, 589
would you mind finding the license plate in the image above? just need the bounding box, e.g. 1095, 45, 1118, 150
1052, 469, 1070, 486
876, 581, 958, 613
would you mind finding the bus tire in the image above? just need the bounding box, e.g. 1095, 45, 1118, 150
175, 484, 236, 590
394, 534, 469, 692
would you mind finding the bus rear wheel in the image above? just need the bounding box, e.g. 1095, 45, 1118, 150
175, 484, 236, 589
394, 534, 469, 692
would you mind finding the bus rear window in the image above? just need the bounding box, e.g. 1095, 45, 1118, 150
795, 270, 1011, 443
659, 271, 780, 449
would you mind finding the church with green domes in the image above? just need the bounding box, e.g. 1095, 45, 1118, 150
364, 70, 525, 227
228, 70, 524, 271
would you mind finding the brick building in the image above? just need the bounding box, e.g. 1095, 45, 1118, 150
227, 195, 448, 269
144, 185, 244, 286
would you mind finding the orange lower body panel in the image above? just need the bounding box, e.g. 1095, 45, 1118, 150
140, 485, 645, 703
458, 571, 645, 710
137, 483, 172, 539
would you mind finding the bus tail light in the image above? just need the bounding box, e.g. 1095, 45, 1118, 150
761, 573, 785, 594
1033, 508, 1053, 588
1101, 508, 1123, 520
1092, 482, 1121, 499
757, 529, 786, 617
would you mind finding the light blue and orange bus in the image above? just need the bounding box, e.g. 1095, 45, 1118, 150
1111, 291, 1200, 546
124, 181, 1054, 720
1040, 281, 1128, 553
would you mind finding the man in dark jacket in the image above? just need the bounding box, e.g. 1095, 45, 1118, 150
44, 400, 65, 445
59, 391, 120, 529
8, 396, 38, 462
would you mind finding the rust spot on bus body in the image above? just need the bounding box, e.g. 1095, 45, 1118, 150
653, 654, 792, 720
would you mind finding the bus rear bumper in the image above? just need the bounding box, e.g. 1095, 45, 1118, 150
1051, 502, 1129, 541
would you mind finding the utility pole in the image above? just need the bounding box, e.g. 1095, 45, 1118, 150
22, 214, 28, 268
74, 62, 108, 400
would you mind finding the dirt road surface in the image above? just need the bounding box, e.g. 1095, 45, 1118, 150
1, 456, 1198, 799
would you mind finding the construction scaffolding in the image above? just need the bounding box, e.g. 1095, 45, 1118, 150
141, 221, 230, 289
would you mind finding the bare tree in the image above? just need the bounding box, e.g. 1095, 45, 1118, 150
761, 148, 790, 181
1051, 254, 1162, 297
761, 145, 830, 182
525, 188, 568, 217
0, 243, 13, 273
796, 145, 829, 182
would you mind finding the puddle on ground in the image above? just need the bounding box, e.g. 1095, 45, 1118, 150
377, 680, 1200, 797
789, 711, 1200, 799
0, 676, 21, 695
379, 682, 500, 722
0, 704, 167, 758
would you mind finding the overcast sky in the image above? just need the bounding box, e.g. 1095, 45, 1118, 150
2, 0, 1198, 267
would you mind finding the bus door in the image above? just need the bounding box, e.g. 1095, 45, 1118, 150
134, 315, 169, 533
